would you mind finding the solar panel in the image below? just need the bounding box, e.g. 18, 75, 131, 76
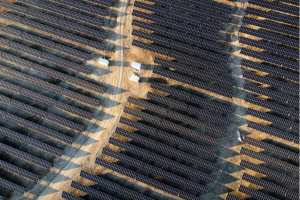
57, 19, 90, 35
281, 37, 298, 48
73, 1, 107, 16
55, 44, 90, 60
27, 9, 58, 24
132, 39, 170, 56
71, 181, 112, 200
192, 79, 234, 98
132, 19, 166, 35
39, 126, 74, 144
71, 12, 103, 27
88, 40, 106, 51
0, 177, 25, 194
62, 191, 84, 200
282, 59, 299, 71
38, 1, 71, 16
239, 26, 282, 43
54, 29, 89, 45
21, 32, 55, 49
248, 121, 295, 142
240, 160, 298, 187
0, 25, 21, 37
226, 194, 243, 200
241, 59, 284, 77
238, 185, 279, 200
89, 29, 107, 39
243, 71, 283, 88
0, 11, 21, 23
55, 101, 93, 119
9, 41, 41, 57
21, 18, 54, 34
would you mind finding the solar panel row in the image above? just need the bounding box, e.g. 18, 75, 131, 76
135, 1, 223, 32
240, 37, 298, 59
153, 67, 233, 98
0, 125, 63, 156
242, 17, 299, 37
238, 185, 279, 200
242, 173, 298, 200
55, 44, 90, 60
80, 170, 154, 200
0, 160, 39, 182
124, 107, 219, 146
115, 127, 219, 172
0, 177, 25, 194
108, 138, 214, 183
246, 7, 299, 26
240, 147, 298, 174
150, 82, 232, 114
61, 191, 84, 200
0, 64, 99, 107
0, 142, 51, 169
247, 121, 296, 142
241, 59, 299, 82
225, 194, 243, 200
240, 160, 299, 187
243, 71, 298, 95
72, 1, 107, 16
119, 117, 215, 157
154, 58, 233, 86
248, 0, 299, 16
133, 10, 220, 41
243, 136, 299, 162
71, 181, 113, 200
245, 95, 291, 115
103, 148, 208, 194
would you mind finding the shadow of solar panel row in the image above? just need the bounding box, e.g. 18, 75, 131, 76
243, 71, 299, 94
238, 185, 279, 200
242, 173, 298, 200
246, 108, 297, 129
248, 121, 297, 143
0, 160, 39, 182
70, 181, 114, 200
248, 0, 299, 16
134, 1, 222, 31
124, 107, 219, 146
0, 63, 99, 106
245, 95, 291, 115
103, 148, 208, 194
80, 170, 153, 200
246, 7, 299, 26
240, 147, 298, 174
242, 17, 299, 37
147, 92, 230, 127
129, 96, 229, 129
149, 0, 230, 23
244, 83, 298, 107
0, 37, 90, 74
240, 160, 299, 187
0, 125, 63, 156
115, 127, 219, 172
225, 194, 243, 200
0, 142, 51, 169
243, 136, 299, 162
241, 59, 299, 82
120, 117, 215, 157
62, 191, 84, 200
240, 37, 299, 59
133, 10, 220, 41
0, 177, 25, 194
153, 67, 233, 98
151, 82, 232, 114
109, 138, 215, 184
154, 58, 232, 86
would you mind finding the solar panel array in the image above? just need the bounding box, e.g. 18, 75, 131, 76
0, 126, 63, 156
95, 157, 201, 199
225, 194, 243, 200
242, 173, 298, 200
62, 191, 84, 200
240, 147, 298, 174
0, 160, 39, 182
70, 181, 114, 200
80, 170, 154, 200
0, 177, 25, 194
0, 142, 51, 169
248, 0, 299, 16
238, 185, 279, 200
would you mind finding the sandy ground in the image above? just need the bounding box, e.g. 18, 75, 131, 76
0, 0, 298, 199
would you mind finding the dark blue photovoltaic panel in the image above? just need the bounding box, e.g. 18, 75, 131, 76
226, 194, 243, 200
239, 26, 282, 42
0, 11, 21, 23
57, 19, 90, 35
132, 19, 166, 35
73, 1, 107, 16
71, 12, 103, 27
0, 177, 25, 194
238, 185, 279, 200
38, 1, 71, 16
62, 191, 84, 200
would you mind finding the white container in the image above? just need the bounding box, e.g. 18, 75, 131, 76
99, 58, 109, 66
130, 74, 140, 82
131, 61, 141, 70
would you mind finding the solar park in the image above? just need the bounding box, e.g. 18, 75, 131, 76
0, 0, 298, 200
